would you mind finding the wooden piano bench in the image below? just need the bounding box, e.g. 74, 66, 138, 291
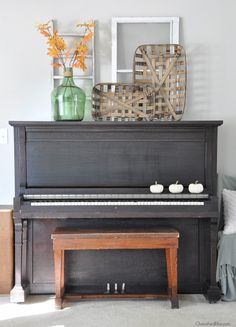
51, 228, 179, 309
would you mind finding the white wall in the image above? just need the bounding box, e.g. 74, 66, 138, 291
0, 0, 234, 204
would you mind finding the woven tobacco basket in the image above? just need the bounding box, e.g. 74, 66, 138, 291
92, 83, 155, 121
133, 44, 187, 121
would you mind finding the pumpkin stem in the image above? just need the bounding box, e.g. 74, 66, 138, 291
176, 180, 179, 184
195, 180, 198, 184
155, 181, 157, 185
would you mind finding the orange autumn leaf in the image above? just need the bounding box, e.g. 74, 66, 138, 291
40, 30, 50, 37
37, 22, 51, 38
48, 32, 66, 51
76, 44, 88, 54
72, 52, 87, 70
47, 47, 60, 58
83, 32, 94, 43
77, 22, 95, 28
52, 62, 62, 68
37, 22, 50, 30
73, 60, 87, 71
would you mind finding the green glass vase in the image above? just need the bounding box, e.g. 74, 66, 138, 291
51, 67, 86, 121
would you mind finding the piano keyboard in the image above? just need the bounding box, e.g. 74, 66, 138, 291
31, 201, 204, 206
24, 193, 209, 200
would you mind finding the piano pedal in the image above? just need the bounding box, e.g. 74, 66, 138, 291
104, 282, 111, 294
121, 282, 126, 294
114, 283, 118, 294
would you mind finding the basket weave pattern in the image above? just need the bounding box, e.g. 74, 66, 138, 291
133, 44, 186, 121
92, 44, 186, 121
92, 83, 155, 121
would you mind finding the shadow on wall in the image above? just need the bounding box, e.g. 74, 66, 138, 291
183, 44, 222, 120
218, 118, 236, 177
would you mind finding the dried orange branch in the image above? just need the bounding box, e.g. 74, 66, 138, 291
37, 21, 95, 72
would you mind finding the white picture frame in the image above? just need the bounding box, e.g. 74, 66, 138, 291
111, 17, 180, 82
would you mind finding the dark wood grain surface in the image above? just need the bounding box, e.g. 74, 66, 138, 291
9, 120, 223, 303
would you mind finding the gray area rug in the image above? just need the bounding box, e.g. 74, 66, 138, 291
0, 294, 235, 327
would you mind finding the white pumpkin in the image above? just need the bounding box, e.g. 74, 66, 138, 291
150, 181, 164, 193
188, 181, 204, 194
169, 181, 184, 194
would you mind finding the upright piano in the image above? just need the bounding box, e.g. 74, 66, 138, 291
9, 120, 223, 303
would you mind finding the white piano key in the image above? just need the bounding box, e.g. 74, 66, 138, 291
24, 193, 209, 201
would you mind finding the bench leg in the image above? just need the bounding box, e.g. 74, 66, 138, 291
165, 248, 179, 309
61, 250, 65, 297
54, 249, 64, 309
165, 248, 172, 296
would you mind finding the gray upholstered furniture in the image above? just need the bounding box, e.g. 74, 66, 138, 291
217, 175, 236, 301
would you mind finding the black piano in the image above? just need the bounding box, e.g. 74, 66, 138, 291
9, 120, 223, 303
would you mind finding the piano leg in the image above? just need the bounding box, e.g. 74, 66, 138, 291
203, 218, 221, 303
10, 217, 29, 303
22, 220, 28, 288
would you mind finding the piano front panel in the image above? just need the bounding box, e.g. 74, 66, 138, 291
25, 128, 206, 189
28, 217, 207, 294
